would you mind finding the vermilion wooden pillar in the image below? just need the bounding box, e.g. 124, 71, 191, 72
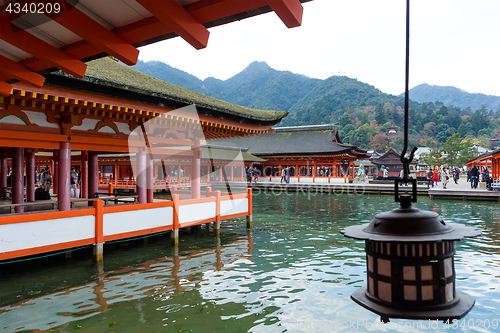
88, 152, 98, 205
12, 147, 24, 213
53, 151, 58, 195
58, 142, 71, 211
191, 141, 201, 199
136, 149, 147, 204
26, 151, 35, 202
81, 151, 88, 198
146, 152, 153, 203
0, 150, 7, 198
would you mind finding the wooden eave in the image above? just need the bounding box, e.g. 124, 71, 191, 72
0, 0, 311, 95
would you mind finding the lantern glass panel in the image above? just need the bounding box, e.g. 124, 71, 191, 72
377, 258, 391, 277
378, 281, 392, 303
403, 266, 416, 281
421, 265, 433, 280
404, 285, 417, 301
367, 255, 373, 272
422, 285, 433, 300
446, 282, 454, 303
444, 258, 453, 278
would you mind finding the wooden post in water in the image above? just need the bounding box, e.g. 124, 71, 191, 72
214, 190, 221, 235
205, 187, 212, 229
93, 199, 104, 262
246, 188, 253, 229
171, 194, 179, 244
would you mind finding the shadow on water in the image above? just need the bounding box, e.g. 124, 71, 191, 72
1, 193, 499, 332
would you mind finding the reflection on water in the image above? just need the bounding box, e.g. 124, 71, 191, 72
1, 194, 499, 332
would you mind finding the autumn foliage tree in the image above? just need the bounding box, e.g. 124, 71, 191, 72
370, 133, 389, 152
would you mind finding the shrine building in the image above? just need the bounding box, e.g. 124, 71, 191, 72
210, 124, 371, 183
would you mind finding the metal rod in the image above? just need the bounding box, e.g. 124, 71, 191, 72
401, 0, 410, 179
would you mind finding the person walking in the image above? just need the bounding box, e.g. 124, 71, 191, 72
42, 168, 52, 193
70, 167, 78, 197
453, 167, 460, 184
433, 168, 439, 186
281, 167, 286, 183
470, 165, 479, 189
382, 167, 388, 181
467, 168, 471, 182
427, 169, 433, 188
442, 167, 449, 189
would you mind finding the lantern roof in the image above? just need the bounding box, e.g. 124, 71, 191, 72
342, 205, 481, 242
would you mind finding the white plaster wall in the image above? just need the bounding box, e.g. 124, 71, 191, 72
0, 216, 95, 252
103, 206, 173, 236
179, 202, 216, 224
220, 198, 248, 217
25, 111, 59, 128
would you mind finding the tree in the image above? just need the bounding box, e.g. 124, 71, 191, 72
370, 133, 389, 152
375, 103, 386, 125
440, 133, 476, 168
420, 148, 442, 169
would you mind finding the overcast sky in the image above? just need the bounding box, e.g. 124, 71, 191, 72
138, 0, 500, 97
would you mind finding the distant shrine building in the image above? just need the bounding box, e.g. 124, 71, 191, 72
210, 124, 371, 183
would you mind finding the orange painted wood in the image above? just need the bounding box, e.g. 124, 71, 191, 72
219, 212, 248, 220
54, 8, 139, 66
172, 194, 180, 230
215, 191, 221, 222
180, 196, 216, 205
0, 12, 86, 78
137, 0, 209, 50
0, 55, 45, 87
0, 208, 95, 225
265, 0, 303, 28
0, 238, 94, 261
94, 199, 104, 244
0, 81, 12, 96
103, 225, 174, 243
247, 188, 253, 216
103, 200, 173, 214
179, 217, 216, 229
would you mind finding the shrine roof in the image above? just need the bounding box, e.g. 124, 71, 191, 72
209, 126, 370, 158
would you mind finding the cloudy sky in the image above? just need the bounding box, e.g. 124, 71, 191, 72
138, 0, 500, 97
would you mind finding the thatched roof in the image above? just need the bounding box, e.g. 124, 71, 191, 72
45, 57, 287, 124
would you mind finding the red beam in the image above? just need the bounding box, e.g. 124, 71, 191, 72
11, 0, 304, 74
0, 12, 86, 78
265, 0, 303, 28
53, 8, 139, 66
0, 55, 45, 87
0, 81, 12, 96
137, 0, 209, 50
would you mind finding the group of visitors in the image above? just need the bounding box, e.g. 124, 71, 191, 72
467, 165, 489, 190
280, 166, 290, 184
35, 166, 82, 197
36, 167, 52, 193
246, 166, 259, 183
426, 166, 461, 189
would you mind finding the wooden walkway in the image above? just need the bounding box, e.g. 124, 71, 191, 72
211, 179, 500, 201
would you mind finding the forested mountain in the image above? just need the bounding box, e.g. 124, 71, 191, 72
131, 60, 500, 152
132, 60, 320, 112
409, 84, 500, 111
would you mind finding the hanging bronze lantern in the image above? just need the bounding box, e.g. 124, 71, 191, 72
341, 194, 480, 322
341, 1, 481, 321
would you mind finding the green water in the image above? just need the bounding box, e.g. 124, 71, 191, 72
1, 193, 499, 332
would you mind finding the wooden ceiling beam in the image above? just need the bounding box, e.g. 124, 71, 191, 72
53, 8, 139, 66
0, 54, 45, 87
265, 0, 303, 28
0, 12, 86, 78
0, 81, 12, 97
137, 0, 209, 50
